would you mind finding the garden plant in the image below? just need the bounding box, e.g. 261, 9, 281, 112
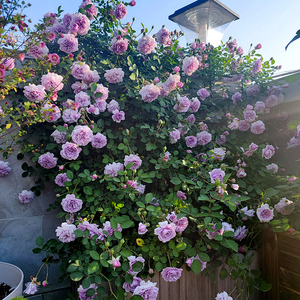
1, 1, 300, 299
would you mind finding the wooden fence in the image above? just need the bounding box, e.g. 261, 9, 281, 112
260, 229, 300, 299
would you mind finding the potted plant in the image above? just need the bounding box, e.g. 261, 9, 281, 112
0, 262, 24, 300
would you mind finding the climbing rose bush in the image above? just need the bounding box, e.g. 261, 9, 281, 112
1, 1, 300, 299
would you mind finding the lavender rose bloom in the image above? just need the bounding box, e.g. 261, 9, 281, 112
104, 68, 124, 83
124, 154, 142, 170
71, 125, 93, 146
185, 135, 197, 148
189, 97, 201, 112
51, 130, 67, 144
209, 168, 225, 183
256, 204, 274, 222
107, 100, 120, 113
139, 84, 160, 103
60, 142, 82, 160
215, 291, 233, 300
274, 197, 295, 215
19, 190, 34, 203
138, 223, 148, 235
91, 133, 107, 149
197, 131, 212, 146
57, 34, 78, 53
77, 283, 97, 300
251, 120, 265, 135
109, 37, 129, 55
114, 3, 127, 19
177, 191, 187, 200
174, 217, 188, 233
55, 222, 76, 243
55, 173, 71, 187
62, 109, 81, 124
70, 13, 90, 35
78, 221, 104, 240
234, 226, 247, 241
243, 110, 256, 123
197, 88, 210, 100
61, 194, 83, 213
137, 35, 156, 55
104, 162, 124, 177
182, 56, 199, 76
132, 280, 159, 300
169, 129, 181, 144
0, 160, 11, 176
262, 145, 275, 159
238, 120, 250, 132
161, 267, 183, 282
23, 84, 46, 102
128, 255, 145, 275
123, 276, 142, 293
38, 152, 58, 169
154, 221, 176, 243
41, 72, 64, 91
112, 110, 125, 123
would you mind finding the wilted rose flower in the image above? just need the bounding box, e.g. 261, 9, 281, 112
0, 160, 11, 176
19, 190, 34, 203
274, 197, 294, 215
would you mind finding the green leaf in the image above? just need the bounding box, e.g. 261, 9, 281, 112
121, 250, 133, 258
114, 231, 122, 239
171, 177, 181, 185
83, 186, 93, 195
74, 229, 84, 237
125, 273, 133, 284
121, 220, 134, 229
129, 73, 136, 80
36, 236, 44, 247
263, 187, 278, 199
130, 296, 144, 300
82, 277, 91, 289
198, 253, 210, 262
90, 251, 100, 260
87, 261, 99, 275
219, 267, 229, 280
110, 218, 117, 230
66, 170, 73, 180
191, 259, 202, 275
226, 240, 238, 252
155, 261, 163, 272
67, 264, 78, 273
115, 288, 125, 300
70, 271, 83, 281
132, 261, 143, 272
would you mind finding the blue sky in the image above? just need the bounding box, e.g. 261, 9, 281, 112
27, 0, 300, 73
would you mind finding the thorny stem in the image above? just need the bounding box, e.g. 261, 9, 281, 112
100, 273, 118, 299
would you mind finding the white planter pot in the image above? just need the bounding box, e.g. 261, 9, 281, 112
0, 262, 24, 300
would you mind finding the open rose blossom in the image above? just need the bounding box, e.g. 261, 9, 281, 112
132, 280, 159, 300
61, 194, 83, 213
256, 204, 274, 222
161, 267, 183, 282
139, 84, 160, 103
41, 72, 64, 91
71, 125, 93, 146
60, 142, 82, 160
19, 190, 34, 203
137, 35, 156, 55
154, 221, 176, 243
104, 68, 124, 83
215, 291, 233, 300
38, 152, 58, 169
0, 160, 11, 176
55, 222, 76, 243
